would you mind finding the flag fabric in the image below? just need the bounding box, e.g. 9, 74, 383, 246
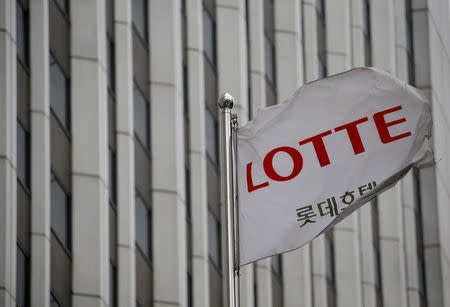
237, 67, 433, 266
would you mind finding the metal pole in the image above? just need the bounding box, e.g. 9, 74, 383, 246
219, 93, 239, 307
231, 113, 240, 307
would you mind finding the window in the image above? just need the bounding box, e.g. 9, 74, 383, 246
325, 232, 336, 307
107, 36, 115, 92
271, 255, 282, 275
50, 293, 62, 307
203, 8, 216, 66
374, 248, 383, 307
54, 0, 69, 15
17, 121, 30, 188
187, 273, 193, 307
316, 0, 325, 18
318, 56, 327, 79
133, 85, 150, 149
413, 170, 422, 215
135, 194, 151, 259
405, 0, 413, 58
208, 209, 221, 268
363, 0, 372, 66
185, 167, 191, 219
324, 234, 335, 283
405, 0, 415, 84
16, 1, 29, 66
110, 263, 117, 307
372, 198, 383, 307
51, 173, 71, 250
132, 0, 148, 42
363, 0, 371, 40
181, 0, 186, 15
109, 148, 117, 205
205, 109, 218, 163
417, 257, 427, 303
413, 170, 427, 305
183, 64, 189, 114
264, 35, 276, 85
50, 54, 70, 131
16, 246, 29, 307
373, 248, 382, 289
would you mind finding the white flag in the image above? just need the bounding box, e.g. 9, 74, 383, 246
237, 67, 433, 266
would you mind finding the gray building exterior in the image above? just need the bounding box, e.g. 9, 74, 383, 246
1, 0, 450, 307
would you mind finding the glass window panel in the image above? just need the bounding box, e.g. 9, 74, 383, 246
181, 0, 186, 14
413, 170, 422, 215
318, 56, 327, 79
109, 148, 117, 205
406, 18, 414, 57
202, 8, 216, 65
17, 121, 29, 188
205, 109, 217, 163
271, 255, 282, 275
50, 293, 62, 307
107, 36, 115, 92
132, 0, 148, 42
16, 2, 28, 65
135, 195, 151, 259
185, 167, 191, 219
55, 0, 69, 15
133, 85, 150, 148
316, 0, 325, 17
16, 246, 29, 307
50, 54, 70, 130
363, 0, 371, 39
183, 65, 188, 114
208, 209, 221, 267
51, 173, 70, 249
417, 257, 426, 299
187, 274, 193, 307
374, 248, 382, 290
110, 263, 117, 307
325, 235, 335, 283
264, 35, 276, 85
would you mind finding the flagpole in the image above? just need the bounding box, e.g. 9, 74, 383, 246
218, 93, 239, 307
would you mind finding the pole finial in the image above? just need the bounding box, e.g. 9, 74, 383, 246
218, 92, 235, 109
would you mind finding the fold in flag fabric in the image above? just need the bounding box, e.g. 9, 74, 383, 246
237, 67, 433, 266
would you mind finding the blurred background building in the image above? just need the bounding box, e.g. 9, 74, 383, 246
1, 0, 449, 306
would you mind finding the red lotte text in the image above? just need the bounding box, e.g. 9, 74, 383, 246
246, 105, 412, 193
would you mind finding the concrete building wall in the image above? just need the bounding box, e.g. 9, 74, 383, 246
1, 0, 450, 307
426, 0, 450, 306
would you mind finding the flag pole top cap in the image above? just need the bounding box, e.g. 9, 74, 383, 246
218, 93, 234, 109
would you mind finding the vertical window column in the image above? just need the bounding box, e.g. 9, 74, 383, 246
263, 0, 276, 106
316, 0, 327, 78
203, 1, 222, 306
132, 0, 152, 306
413, 170, 427, 307
325, 231, 336, 307
182, 2, 194, 305
372, 199, 383, 307
49, 0, 72, 304
363, 0, 372, 66
106, 1, 118, 306
16, 2, 31, 306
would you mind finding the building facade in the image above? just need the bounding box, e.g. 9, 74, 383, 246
1, 0, 450, 306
